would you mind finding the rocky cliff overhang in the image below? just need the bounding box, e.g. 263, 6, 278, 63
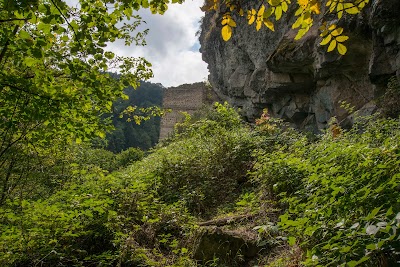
199, 0, 400, 131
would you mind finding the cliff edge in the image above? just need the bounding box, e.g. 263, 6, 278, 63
199, 0, 400, 130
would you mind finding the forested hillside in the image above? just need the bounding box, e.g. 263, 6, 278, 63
105, 80, 164, 152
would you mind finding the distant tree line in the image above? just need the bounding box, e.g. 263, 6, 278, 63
104, 79, 164, 152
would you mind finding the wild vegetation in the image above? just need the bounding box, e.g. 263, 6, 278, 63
1, 0, 399, 266
0, 102, 399, 266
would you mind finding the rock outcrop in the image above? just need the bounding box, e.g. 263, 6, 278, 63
199, 0, 400, 131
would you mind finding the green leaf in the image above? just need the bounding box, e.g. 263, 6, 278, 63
288, 236, 296, 246
24, 57, 36, 67
385, 207, 393, 217
18, 30, 31, 39
367, 207, 381, 220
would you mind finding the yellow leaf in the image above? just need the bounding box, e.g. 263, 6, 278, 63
298, 0, 308, 8
337, 3, 343, 18
221, 18, 228, 25
310, 2, 320, 14
329, 1, 337, 12
256, 20, 262, 31
337, 43, 347, 55
328, 24, 336, 31
228, 18, 237, 27
264, 20, 275, 31
326, 0, 332, 6
295, 7, 303, 16
336, 35, 349, 42
320, 34, 332, 46
331, 28, 343, 36
327, 39, 337, 52
275, 6, 283, 20
258, 5, 265, 17
230, 5, 235, 11
221, 25, 232, 41
344, 3, 359, 14
292, 16, 303, 29
239, 8, 244, 16
282, 1, 288, 12
295, 28, 307, 40
248, 15, 256, 25
320, 29, 329, 37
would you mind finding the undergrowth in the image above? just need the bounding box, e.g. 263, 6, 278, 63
0, 102, 399, 266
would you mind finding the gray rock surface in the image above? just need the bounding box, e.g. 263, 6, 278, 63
199, 0, 400, 131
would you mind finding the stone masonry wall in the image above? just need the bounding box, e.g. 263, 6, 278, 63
159, 82, 219, 140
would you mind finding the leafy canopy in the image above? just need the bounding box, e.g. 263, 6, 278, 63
203, 0, 370, 55
0, 0, 180, 204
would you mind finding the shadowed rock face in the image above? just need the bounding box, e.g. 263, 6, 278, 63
200, 0, 400, 131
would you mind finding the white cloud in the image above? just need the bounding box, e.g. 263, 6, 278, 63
107, 0, 209, 87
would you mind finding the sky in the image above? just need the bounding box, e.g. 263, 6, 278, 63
65, 0, 209, 87
106, 0, 209, 87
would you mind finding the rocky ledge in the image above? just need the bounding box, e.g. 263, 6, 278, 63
199, 0, 400, 131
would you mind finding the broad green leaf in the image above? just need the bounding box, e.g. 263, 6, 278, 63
368, 206, 381, 219
24, 57, 36, 67
18, 30, 31, 39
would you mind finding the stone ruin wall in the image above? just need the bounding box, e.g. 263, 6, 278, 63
159, 82, 219, 140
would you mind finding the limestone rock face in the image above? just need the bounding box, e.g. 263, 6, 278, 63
199, 0, 400, 130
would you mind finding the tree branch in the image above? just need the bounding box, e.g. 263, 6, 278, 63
0, 18, 28, 23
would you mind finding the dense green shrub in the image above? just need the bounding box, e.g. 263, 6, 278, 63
115, 147, 144, 169
253, 116, 400, 266
153, 103, 256, 217
0, 103, 249, 266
